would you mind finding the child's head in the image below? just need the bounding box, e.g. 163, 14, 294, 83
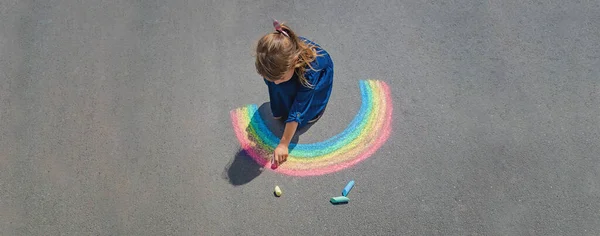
255, 21, 319, 88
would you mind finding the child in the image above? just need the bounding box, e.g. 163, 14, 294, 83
255, 19, 334, 166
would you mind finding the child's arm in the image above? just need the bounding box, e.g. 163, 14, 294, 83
273, 121, 298, 164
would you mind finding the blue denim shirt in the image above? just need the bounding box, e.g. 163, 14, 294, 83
263, 37, 334, 128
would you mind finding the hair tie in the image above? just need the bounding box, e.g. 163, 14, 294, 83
272, 18, 289, 37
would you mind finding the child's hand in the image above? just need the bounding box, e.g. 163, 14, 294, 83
273, 144, 289, 165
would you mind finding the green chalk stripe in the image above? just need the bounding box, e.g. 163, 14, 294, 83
330, 196, 350, 204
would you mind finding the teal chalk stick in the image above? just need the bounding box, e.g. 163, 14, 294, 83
342, 180, 355, 196
330, 196, 349, 204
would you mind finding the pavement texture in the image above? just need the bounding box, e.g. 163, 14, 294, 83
1, 0, 599, 235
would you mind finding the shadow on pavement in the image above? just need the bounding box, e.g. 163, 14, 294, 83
224, 102, 317, 185
223, 149, 264, 186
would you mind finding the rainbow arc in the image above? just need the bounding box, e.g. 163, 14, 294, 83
230, 80, 393, 176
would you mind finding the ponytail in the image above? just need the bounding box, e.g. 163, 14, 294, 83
255, 20, 321, 88
279, 24, 321, 88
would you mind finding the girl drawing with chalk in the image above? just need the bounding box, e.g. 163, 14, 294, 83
255, 19, 334, 167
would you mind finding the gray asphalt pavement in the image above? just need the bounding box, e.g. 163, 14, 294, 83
1, 0, 599, 235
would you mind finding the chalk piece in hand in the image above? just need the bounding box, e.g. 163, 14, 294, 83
330, 196, 349, 204
271, 157, 278, 169
274, 186, 282, 197
342, 180, 355, 196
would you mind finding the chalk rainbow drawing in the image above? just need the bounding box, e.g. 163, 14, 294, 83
230, 80, 393, 176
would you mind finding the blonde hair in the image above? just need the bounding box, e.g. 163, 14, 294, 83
255, 23, 320, 88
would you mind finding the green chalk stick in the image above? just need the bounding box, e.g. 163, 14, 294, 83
330, 196, 349, 204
